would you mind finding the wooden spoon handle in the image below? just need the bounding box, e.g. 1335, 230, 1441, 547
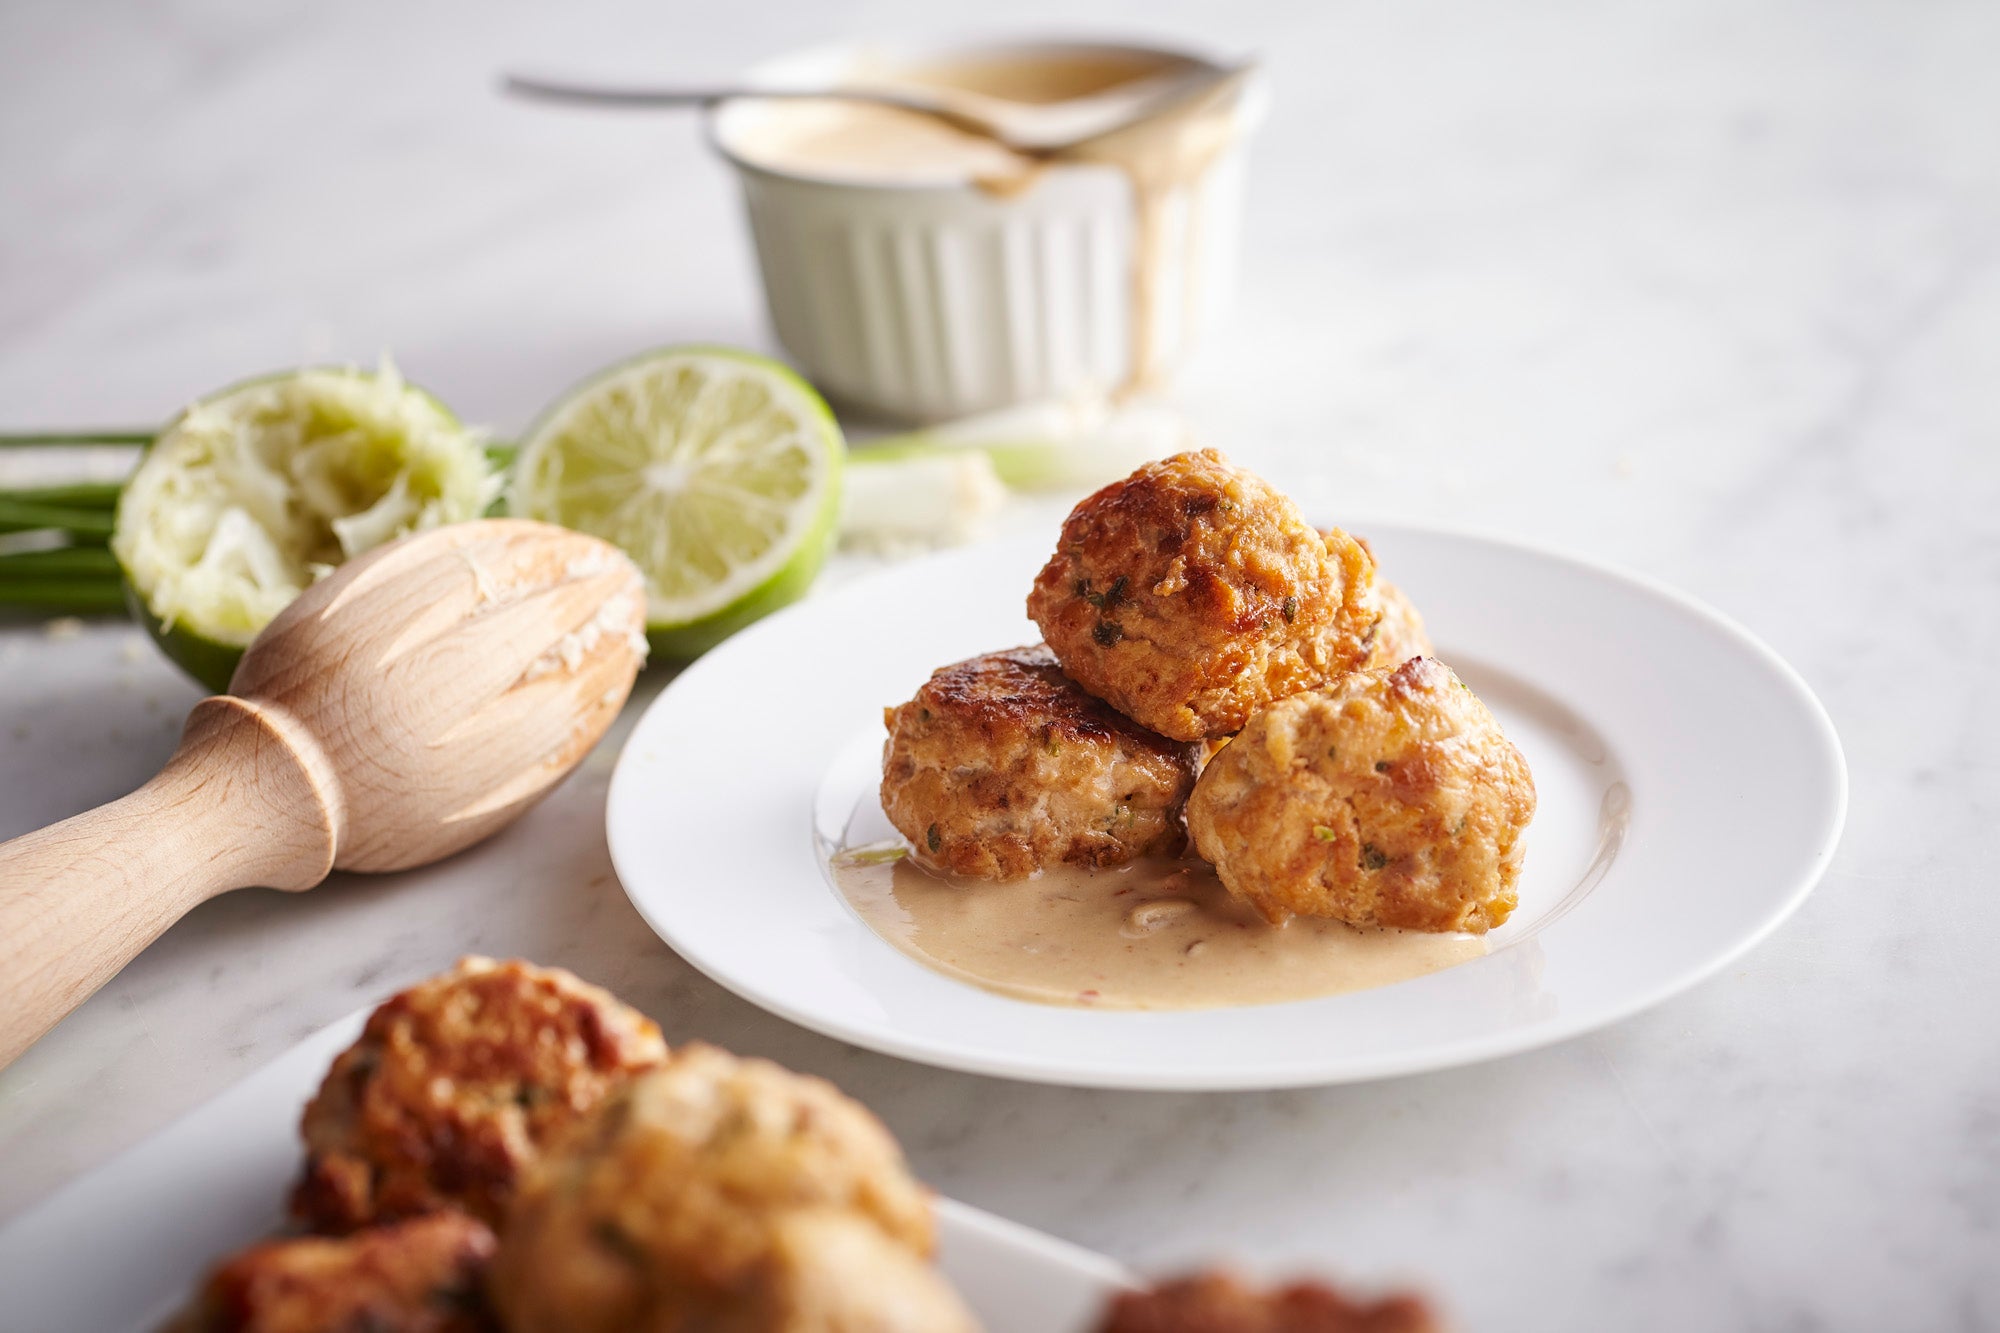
0, 695, 339, 1068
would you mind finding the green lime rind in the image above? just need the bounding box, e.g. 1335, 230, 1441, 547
123, 577, 243, 693
643, 496, 838, 659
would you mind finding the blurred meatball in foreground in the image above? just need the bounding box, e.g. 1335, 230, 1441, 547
292, 957, 667, 1233
1028, 450, 1379, 742
1187, 657, 1534, 932
167, 1211, 497, 1333
1097, 1271, 1440, 1333
491, 1043, 977, 1333
881, 645, 1202, 880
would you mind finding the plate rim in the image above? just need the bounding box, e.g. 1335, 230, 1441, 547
607, 520, 1848, 1090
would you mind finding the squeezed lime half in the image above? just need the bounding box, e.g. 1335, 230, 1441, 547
508, 346, 844, 660
112, 365, 497, 691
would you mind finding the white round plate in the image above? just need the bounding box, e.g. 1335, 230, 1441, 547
607, 526, 1845, 1090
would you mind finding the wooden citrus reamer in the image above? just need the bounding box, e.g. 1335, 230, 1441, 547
0, 519, 649, 1068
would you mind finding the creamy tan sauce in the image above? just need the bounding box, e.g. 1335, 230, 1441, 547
888, 49, 1188, 105
730, 51, 1199, 185
1056, 82, 1241, 392
726, 50, 1248, 392
731, 99, 1036, 187
831, 849, 1486, 1010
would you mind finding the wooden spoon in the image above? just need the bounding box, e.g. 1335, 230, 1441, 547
0, 519, 649, 1068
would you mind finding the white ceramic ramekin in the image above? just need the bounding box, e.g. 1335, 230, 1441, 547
708, 39, 1267, 423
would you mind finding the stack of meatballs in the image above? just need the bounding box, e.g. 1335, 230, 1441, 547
882, 449, 1537, 936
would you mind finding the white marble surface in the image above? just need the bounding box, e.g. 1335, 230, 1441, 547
1, 0, 1995, 1327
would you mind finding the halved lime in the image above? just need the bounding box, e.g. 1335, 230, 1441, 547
112, 365, 498, 691
509, 346, 844, 660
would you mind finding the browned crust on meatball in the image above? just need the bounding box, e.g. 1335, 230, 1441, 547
1028, 450, 1379, 741
881, 645, 1202, 880
291, 958, 668, 1234
490, 1043, 974, 1333
167, 1212, 498, 1333
1097, 1272, 1441, 1333
1187, 658, 1535, 932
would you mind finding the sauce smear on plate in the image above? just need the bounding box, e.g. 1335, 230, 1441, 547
831, 851, 1485, 1010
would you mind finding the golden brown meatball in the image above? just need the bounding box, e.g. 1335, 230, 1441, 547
1187, 657, 1534, 932
490, 1043, 977, 1333
1028, 450, 1379, 742
881, 645, 1201, 880
1096, 1271, 1440, 1333
167, 1212, 497, 1333
1364, 578, 1432, 671
292, 957, 668, 1233
1348, 538, 1433, 671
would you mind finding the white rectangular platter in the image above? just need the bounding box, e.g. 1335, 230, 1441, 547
0, 1011, 1131, 1331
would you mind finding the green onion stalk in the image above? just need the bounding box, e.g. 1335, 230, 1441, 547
0, 432, 144, 615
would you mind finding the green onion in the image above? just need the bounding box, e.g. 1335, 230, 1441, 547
0, 498, 116, 539
835, 843, 910, 868
0, 546, 120, 577
841, 446, 1005, 549
0, 543, 125, 617
0, 481, 122, 510
857, 395, 1186, 493
0, 579, 126, 613
0, 431, 153, 449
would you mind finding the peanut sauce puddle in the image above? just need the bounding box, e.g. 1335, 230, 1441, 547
831, 849, 1486, 1010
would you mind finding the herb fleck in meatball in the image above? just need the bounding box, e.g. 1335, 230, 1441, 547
1028, 450, 1378, 741
168, 1211, 497, 1333
490, 1043, 977, 1333
1096, 1271, 1440, 1333
881, 645, 1201, 880
292, 957, 667, 1233
1187, 658, 1534, 932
